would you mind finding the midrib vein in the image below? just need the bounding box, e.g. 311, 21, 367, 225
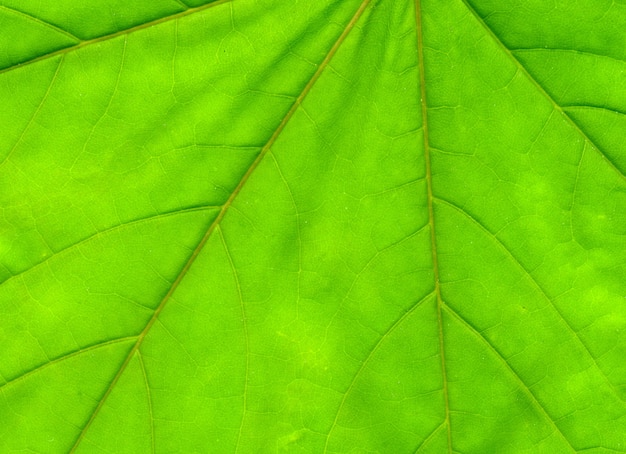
414, 0, 452, 452
68, 0, 371, 450
0, 0, 231, 77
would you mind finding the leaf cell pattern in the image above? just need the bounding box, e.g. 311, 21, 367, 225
1, 0, 625, 452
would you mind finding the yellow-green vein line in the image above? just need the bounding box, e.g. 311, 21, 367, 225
414, 0, 452, 451
344, 223, 429, 302
323, 292, 435, 452
0, 337, 137, 393
0, 5, 80, 42
76, 35, 127, 164
218, 225, 249, 454
415, 420, 446, 453
268, 153, 303, 319
68, 0, 372, 449
459, 0, 625, 180
436, 195, 626, 405
0, 205, 219, 288
444, 304, 577, 453
136, 350, 155, 454
0, 55, 64, 168
172, 0, 190, 11
0, 0, 230, 77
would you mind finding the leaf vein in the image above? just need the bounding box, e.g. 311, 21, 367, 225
268, 153, 303, 318
414, 0, 453, 451
436, 196, 626, 404
512, 48, 626, 65
415, 420, 447, 453
0, 55, 64, 169
67, 0, 374, 448
218, 225, 249, 454
0, 5, 81, 42
74, 35, 127, 165
0, 336, 137, 392
443, 304, 577, 452
322, 291, 435, 452
0, 0, 228, 76
460, 0, 626, 180
136, 350, 155, 454
563, 105, 626, 118
0, 205, 219, 288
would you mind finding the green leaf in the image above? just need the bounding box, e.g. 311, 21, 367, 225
1, 0, 625, 452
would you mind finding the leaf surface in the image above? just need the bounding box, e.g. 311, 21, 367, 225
1, 0, 625, 452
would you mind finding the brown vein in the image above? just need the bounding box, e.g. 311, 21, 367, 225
414, 0, 452, 451
0, 0, 229, 77
67, 0, 372, 449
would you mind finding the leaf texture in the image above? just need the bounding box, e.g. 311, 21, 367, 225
1, 0, 625, 452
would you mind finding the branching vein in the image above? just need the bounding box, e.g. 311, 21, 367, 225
0, 5, 80, 42
0, 0, 230, 76
444, 304, 577, 453
67, 0, 373, 449
460, 0, 625, 180
414, 0, 453, 451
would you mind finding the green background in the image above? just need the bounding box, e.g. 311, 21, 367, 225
1, 0, 625, 452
